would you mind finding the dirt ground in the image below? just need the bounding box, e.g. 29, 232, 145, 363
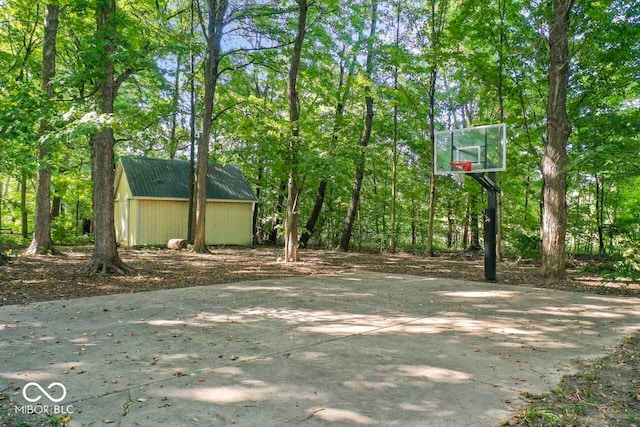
0, 245, 638, 306
505, 336, 640, 427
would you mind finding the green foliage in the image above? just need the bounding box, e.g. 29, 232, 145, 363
46, 414, 71, 426
607, 247, 640, 282
0, 0, 638, 273
523, 406, 560, 423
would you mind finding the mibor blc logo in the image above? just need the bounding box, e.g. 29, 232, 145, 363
22, 382, 67, 403
15, 381, 74, 415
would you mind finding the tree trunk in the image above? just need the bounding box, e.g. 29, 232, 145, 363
595, 174, 605, 256
187, 0, 196, 244
252, 166, 263, 245
389, 3, 400, 253
21, 172, 28, 239
496, 0, 506, 261
27, 4, 59, 255
469, 208, 481, 251
88, 0, 131, 274
0, 180, 4, 232
446, 202, 454, 248
339, 0, 378, 252
541, 0, 573, 282
269, 180, 286, 244
283, 0, 308, 262
51, 196, 61, 218
524, 175, 530, 222
425, 67, 438, 256
193, 0, 228, 253
168, 53, 182, 160
0, 180, 6, 264
411, 201, 417, 253
463, 200, 470, 249
300, 179, 326, 247
284, 174, 300, 261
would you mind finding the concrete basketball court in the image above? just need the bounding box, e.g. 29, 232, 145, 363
2, 271, 640, 426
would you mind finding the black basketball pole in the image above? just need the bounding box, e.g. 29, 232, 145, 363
471, 171, 500, 282
484, 171, 498, 282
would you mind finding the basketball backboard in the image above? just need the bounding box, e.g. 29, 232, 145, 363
434, 124, 506, 175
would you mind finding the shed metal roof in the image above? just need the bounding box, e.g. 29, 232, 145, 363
119, 156, 258, 202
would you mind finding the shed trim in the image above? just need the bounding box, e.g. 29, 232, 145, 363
130, 196, 256, 203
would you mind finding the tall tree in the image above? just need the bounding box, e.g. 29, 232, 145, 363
187, 0, 197, 244
495, 0, 507, 261
389, 1, 401, 253
301, 35, 362, 248
425, 0, 448, 257
541, 0, 574, 281
26, 3, 59, 256
88, 0, 131, 274
283, 0, 308, 262
339, 0, 378, 251
193, 0, 228, 253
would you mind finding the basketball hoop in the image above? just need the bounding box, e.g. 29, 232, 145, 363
450, 160, 472, 172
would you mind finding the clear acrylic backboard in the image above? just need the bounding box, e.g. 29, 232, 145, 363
434, 124, 506, 175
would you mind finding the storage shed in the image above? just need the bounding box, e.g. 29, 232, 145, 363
114, 156, 257, 247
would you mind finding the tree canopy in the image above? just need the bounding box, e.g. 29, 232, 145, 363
0, 0, 638, 280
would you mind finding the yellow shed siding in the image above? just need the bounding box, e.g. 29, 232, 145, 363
137, 199, 189, 246
115, 171, 132, 200
114, 171, 133, 246
115, 169, 254, 246
114, 200, 128, 245
128, 199, 139, 246
205, 202, 253, 245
